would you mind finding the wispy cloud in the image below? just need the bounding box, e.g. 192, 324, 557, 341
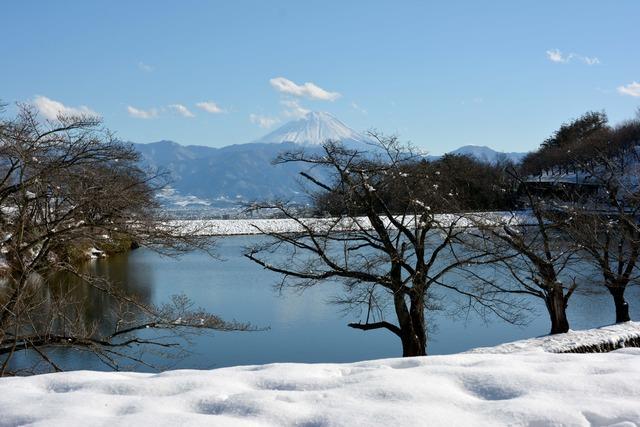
169, 104, 195, 118
617, 81, 640, 97
196, 101, 225, 114
138, 61, 154, 72
127, 105, 159, 119
270, 77, 341, 101
281, 99, 310, 119
33, 96, 99, 120
128, 103, 210, 119
249, 113, 279, 128
546, 49, 600, 65
583, 56, 600, 65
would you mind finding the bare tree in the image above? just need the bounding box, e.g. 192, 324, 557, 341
0, 104, 250, 375
469, 170, 581, 335
517, 111, 640, 325
560, 121, 640, 323
245, 135, 520, 357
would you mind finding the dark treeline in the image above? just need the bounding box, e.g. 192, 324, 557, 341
520, 110, 640, 176
314, 151, 518, 216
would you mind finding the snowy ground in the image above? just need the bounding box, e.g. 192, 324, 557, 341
171, 211, 531, 236
469, 321, 640, 354
1, 323, 639, 427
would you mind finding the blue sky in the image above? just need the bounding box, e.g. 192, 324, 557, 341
2, 1, 639, 153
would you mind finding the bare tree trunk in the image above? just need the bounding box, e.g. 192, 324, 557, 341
399, 330, 426, 357
607, 285, 631, 323
393, 292, 427, 357
409, 293, 427, 356
545, 284, 570, 334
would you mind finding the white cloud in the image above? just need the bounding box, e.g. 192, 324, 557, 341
33, 96, 99, 120
269, 77, 341, 101
281, 99, 310, 119
546, 49, 568, 63
617, 81, 640, 97
546, 49, 599, 65
138, 61, 154, 72
127, 106, 159, 119
169, 104, 195, 118
249, 114, 279, 128
196, 101, 225, 114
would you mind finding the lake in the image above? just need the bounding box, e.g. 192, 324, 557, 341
10, 235, 640, 372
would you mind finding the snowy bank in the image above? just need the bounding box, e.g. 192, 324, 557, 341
1, 326, 640, 426
469, 321, 640, 354
171, 211, 532, 236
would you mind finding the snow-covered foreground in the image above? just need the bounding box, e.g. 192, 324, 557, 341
2, 324, 640, 427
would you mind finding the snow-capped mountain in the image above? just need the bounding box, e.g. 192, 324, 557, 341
133, 114, 528, 211
254, 111, 370, 145
133, 112, 371, 209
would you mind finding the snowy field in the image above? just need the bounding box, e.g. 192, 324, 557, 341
171, 211, 531, 236
2, 323, 639, 427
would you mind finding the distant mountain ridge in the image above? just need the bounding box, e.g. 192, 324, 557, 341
135, 140, 315, 205
448, 145, 527, 164
132, 112, 527, 209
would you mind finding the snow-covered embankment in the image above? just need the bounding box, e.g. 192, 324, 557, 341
171, 212, 530, 237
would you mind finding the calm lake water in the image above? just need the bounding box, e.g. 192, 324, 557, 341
12, 235, 640, 372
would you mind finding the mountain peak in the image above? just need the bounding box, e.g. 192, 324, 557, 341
254, 111, 369, 146
305, 111, 332, 119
